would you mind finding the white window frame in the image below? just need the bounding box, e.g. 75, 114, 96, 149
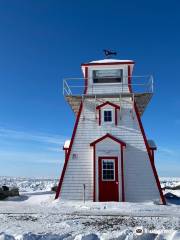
102, 159, 115, 181
102, 109, 114, 124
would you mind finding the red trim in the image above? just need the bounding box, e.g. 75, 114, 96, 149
128, 65, 132, 93
151, 149, 155, 165
96, 101, 120, 110
134, 103, 166, 204
84, 67, 88, 94
90, 133, 126, 147
55, 67, 89, 199
93, 145, 96, 201
63, 148, 69, 159
97, 101, 120, 126
81, 61, 135, 66
121, 146, 125, 201
115, 109, 118, 125
98, 109, 101, 126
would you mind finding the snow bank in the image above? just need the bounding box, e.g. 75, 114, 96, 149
1, 231, 180, 240
0, 177, 58, 193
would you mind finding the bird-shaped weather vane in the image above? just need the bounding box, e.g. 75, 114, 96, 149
103, 49, 117, 58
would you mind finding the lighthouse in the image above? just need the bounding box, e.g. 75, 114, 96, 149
55, 58, 166, 204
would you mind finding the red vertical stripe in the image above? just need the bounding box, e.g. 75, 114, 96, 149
93, 146, 96, 201
115, 109, 118, 125
121, 146, 125, 202
99, 109, 101, 125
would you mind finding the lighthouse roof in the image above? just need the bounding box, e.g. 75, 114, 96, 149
81, 59, 135, 66
90, 59, 134, 64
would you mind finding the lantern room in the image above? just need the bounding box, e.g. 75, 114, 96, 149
81, 59, 135, 94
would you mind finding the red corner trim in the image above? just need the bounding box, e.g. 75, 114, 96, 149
121, 146, 125, 201
151, 149, 155, 165
84, 66, 88, 94
93, 145, 96, 201
90, 133, 126, 147
115, 108, 118, 125
55, 67, 89, 200
128, 65, 132, 93
81, 61, 135, 66
134, 103, 166, 204
96, 101, 120, 110
98, 109, 101, 126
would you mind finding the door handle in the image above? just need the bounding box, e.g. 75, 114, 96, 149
116, 182, 119, 184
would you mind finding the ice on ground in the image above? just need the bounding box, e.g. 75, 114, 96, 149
0, 177, 179, 240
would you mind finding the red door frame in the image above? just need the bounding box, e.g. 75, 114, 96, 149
90, 133, 126, 202
98, 156, 119, 202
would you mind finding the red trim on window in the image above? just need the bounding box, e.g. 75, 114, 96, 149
90, 133, 126, 147
81, 62, 135, 66
96, 102, 120, 126
96, 101, 120, 110
55, 67, 89, 200
121, 146, 125, 202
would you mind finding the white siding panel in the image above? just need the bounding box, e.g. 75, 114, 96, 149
60, 97, 160, 202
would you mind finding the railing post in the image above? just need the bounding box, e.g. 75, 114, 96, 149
151, 75, 154, 93
63, 79, 65, 95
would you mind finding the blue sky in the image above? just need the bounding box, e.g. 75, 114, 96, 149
0, 0, 179, 177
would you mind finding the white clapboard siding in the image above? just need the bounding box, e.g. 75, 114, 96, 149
60, 97, 160, 202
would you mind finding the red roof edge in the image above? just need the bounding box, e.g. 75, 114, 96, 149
96, 101, 120, 110
90, 133, 126, 147
81, 61, 135, 67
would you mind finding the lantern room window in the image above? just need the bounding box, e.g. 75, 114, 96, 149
103, 110, 113, 122
93, 69, 123, 84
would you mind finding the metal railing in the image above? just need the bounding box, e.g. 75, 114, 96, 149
63, 75, 154, 96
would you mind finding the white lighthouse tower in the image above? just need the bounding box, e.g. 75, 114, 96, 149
55, 57, 166, 204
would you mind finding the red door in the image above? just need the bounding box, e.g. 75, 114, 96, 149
98, 157, 119, 201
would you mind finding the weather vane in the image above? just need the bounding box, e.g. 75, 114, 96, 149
103, 49, 117, 58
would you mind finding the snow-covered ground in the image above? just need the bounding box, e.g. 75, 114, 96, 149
0, 177, 180, 240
